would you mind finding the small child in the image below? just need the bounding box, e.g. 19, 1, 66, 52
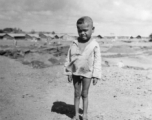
64, 16, 101, 120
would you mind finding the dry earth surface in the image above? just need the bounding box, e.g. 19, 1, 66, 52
0, 40, 152, 120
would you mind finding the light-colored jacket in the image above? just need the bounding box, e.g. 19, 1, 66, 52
64, 39, 102, 79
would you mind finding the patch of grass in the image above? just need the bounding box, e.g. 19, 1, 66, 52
22, 60, 50, 69
48, 58, 59, 65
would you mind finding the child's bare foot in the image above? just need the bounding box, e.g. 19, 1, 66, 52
71, 116, 80, 120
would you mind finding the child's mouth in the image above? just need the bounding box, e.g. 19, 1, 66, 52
81, 36, 86, 38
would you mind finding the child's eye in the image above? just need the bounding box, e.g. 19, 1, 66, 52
78, 29, 88, 33
80, 30, 87, 32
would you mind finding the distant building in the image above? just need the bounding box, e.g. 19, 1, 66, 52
141, 37, 149, 39
0, 33, 6, 39
39, 33, 47, 39
3, 33, 26, 40
117, 36, 130, 40
26, 34, 40, 41
104, 36, 115, 39
54, 33, 64, 39
3, 34, 14, 40
45, 34, 55, 40
60, 34, 75, 40
92, 35, 103, 40
97, 35, 103, 39
54, 33, 78, 40
39, 33, 48, 42
39, 33, 55, 42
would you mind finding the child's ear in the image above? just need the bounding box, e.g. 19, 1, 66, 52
92, 27, 95, 32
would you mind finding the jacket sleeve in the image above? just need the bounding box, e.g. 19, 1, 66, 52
64, 47, 72, 75
92, 44, 102, 79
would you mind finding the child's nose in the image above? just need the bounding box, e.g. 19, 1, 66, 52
81, 31, 85, 35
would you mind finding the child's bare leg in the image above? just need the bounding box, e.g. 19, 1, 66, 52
73, 75, 82, 119
81, 77, 91, 119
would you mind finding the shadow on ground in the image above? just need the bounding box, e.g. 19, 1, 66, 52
51, 101, 83, 119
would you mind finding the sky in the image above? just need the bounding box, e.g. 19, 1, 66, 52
0, 0, 152, 36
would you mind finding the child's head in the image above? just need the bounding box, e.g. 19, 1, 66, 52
76, 16, 95, 41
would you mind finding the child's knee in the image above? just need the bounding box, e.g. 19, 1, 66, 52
81, 90, 88, 98
75, 90, 81, 98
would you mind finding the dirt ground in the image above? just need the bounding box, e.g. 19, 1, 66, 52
0, 40, 152, 120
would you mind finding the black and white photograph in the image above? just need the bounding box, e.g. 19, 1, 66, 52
0, 0, 152, 120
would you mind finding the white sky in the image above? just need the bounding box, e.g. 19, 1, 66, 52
0, 0, 152, 36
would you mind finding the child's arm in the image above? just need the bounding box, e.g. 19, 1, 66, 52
92, 77, 99, 85
64, 47, 73, 83
68, 75, 72, 83
92, 43, 102, 81
64, 47, 72, 76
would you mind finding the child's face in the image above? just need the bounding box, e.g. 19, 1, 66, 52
77, 22, 94, 41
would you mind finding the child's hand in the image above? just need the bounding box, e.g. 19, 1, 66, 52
68, 75, 73, 83
92, 77, 99, 85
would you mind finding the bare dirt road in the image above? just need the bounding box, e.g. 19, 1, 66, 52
0, 55, 152, 120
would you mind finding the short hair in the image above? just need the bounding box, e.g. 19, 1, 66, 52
76, 16, 93, 27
